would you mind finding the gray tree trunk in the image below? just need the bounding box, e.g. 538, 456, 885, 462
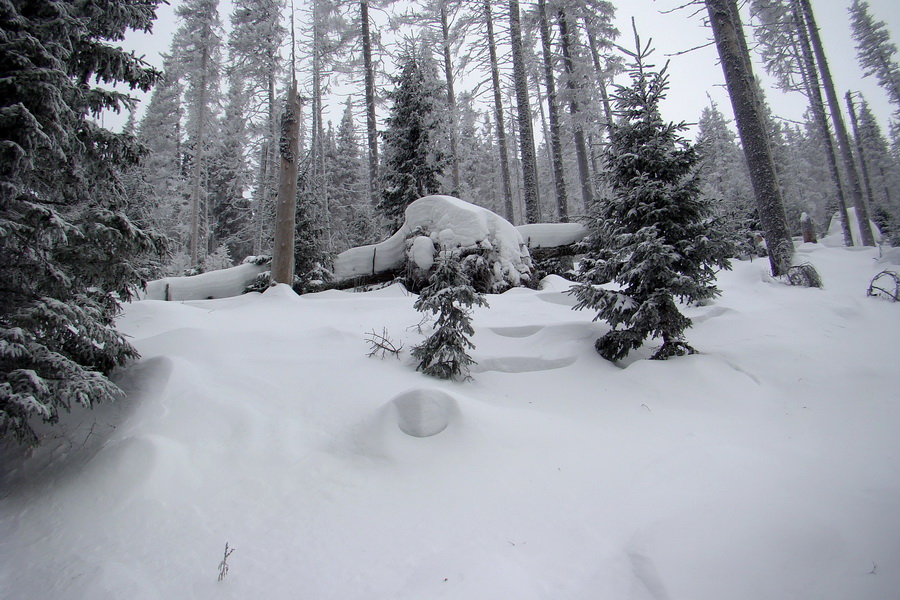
584, 19, 614, 140
705, 0, 794, 276
846, 92, 877, 211
791, 0, 853, 246
537, 0, 569, 222
271, 85, 302, 284
509, 0, 541, 223
483, 0, 515, 223
798, 0, 875, 246
361, 0, 379, 202
558, 9, 593, 213
439, 1, 460, 194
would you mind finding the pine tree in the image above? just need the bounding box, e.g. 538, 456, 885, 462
0, 0, 166, 444
571, 43, 732, 362
376, 45, 447, 231
850, 0, 900, 117
412, 251, 489, 380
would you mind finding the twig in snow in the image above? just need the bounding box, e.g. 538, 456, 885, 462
217, 542, 235, 582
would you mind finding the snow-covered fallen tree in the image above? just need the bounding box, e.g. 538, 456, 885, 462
334, 195, 534, 292
144, 257, 270, 301
516, 222, 588, 249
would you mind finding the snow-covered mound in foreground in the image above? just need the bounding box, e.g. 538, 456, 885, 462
334, 195, 531, 286
144, 258, 269, 301
1, 244, 899, 600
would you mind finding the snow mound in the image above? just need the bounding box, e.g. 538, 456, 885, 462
334, 195, 532, 288
144, 259, 269, 301
390, 388, 460, 437
823, 207, 882, 247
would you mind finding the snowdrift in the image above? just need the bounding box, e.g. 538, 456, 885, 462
144, 259, 269, 301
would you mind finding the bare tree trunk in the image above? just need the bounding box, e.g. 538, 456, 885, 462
190, 52, 210, 268
558, 9, 593, 213
537, 0, 568, 222
271, 85, 302, 284
439, 1, 460, 194
584, 18, 614, 140
791, 0, 853, 246
705, 0, 794, 276
361, 0, 378, 202
798, 0, 875, 245
483, 0, 515, 223
253, 140, 269, 255
509, 0, 541, 223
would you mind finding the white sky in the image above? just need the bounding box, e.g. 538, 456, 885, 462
112, 0, 900, 137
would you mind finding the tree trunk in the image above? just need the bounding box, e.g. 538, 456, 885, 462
483, 0, 515, 224
705, 0, 794, 276
584, 18, 614, 140
271, 85, 302, 284
537, 0, 569, 222
439, 1, 460, 194
190, 51, 210, 268
798, 0, 875, 245
509, 0, 541, 224
558, 9, 593, 213
791, 0, 853, 246
361, 0, 379, 202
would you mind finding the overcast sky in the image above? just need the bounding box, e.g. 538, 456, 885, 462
114, 0, 900, 138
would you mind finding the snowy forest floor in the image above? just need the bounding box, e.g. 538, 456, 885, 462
1, 241, 899, 600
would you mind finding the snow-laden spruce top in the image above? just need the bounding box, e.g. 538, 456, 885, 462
334, 195, 531, 282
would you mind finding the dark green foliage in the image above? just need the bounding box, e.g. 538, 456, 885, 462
411, 251, 488, 380
376, 44, 447, 232
0, 0, 165, 444
570, 48, 733, 362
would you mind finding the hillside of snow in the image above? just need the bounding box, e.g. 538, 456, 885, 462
1, 242, 899, 600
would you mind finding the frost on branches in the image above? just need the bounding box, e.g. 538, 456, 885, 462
570, 43, 733, 362
411, 251, 488, 381
0, 0, 165, 444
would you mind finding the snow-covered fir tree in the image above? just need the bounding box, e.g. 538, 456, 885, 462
0, 0, 166, 444
412, 250, 489, 380
377, 44, 448, 232
571, 48, 733, 362
849, 0, 900, 117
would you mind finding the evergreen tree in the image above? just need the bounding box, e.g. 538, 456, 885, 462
376, 45, 447, 231
411, 250, 489, 380
571, 45, 732, 362
0, 0, 166, 444
850, 0, 900, 117
856, 99, 900, 219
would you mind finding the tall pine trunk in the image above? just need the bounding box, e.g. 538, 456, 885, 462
509, 0, 541, 223
537, 0, 568, 222
190, 54, 209, 268
705, 0, 794, 276
483, 0, 515, 223
791, 0, 853, 246
798, 0, 875, 245
846, 92, 877, 211
361, 0, 378, 202
558, 9, 593, 213
439, 1, 460, 194
271, 84, 302, 284
584, 18, 614, 140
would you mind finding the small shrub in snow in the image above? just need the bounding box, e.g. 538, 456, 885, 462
786, 263, 823, 288
365, 329, 403, 359
217, 542, 235, 582
867, 270, 899, 302
411, 250, 488, 380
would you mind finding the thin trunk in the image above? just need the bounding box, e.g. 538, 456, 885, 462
271, 84, 302, 284
705, 0, 794, 276
791, 0, 853, 246
439, 1, 460, 194
190, 52, 210, 268
254, 140, 269, 255
558, 9, 592, 213
483, 0, 515, 223
538, 0, 568, 222
798, 0, 875, 245
584, 19, 614, 139
361, 0, 378, 202
846, 92, 876, 210
509, 0, 541, 223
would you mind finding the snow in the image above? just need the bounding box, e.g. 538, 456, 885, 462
1, 244, 899, 599
144, 259, 269, 301
334, 195, 530, 283
517, 222, 588, 248
823, 207, 882, 248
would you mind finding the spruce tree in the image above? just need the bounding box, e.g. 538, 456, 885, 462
0, 0, 165, 444
376, 44, 447, 231
570, 45, 732, 362
849, 0, 900, 117
412, 251, 489, 380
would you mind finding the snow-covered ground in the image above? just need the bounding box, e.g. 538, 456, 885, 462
1, 242, 899, 600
